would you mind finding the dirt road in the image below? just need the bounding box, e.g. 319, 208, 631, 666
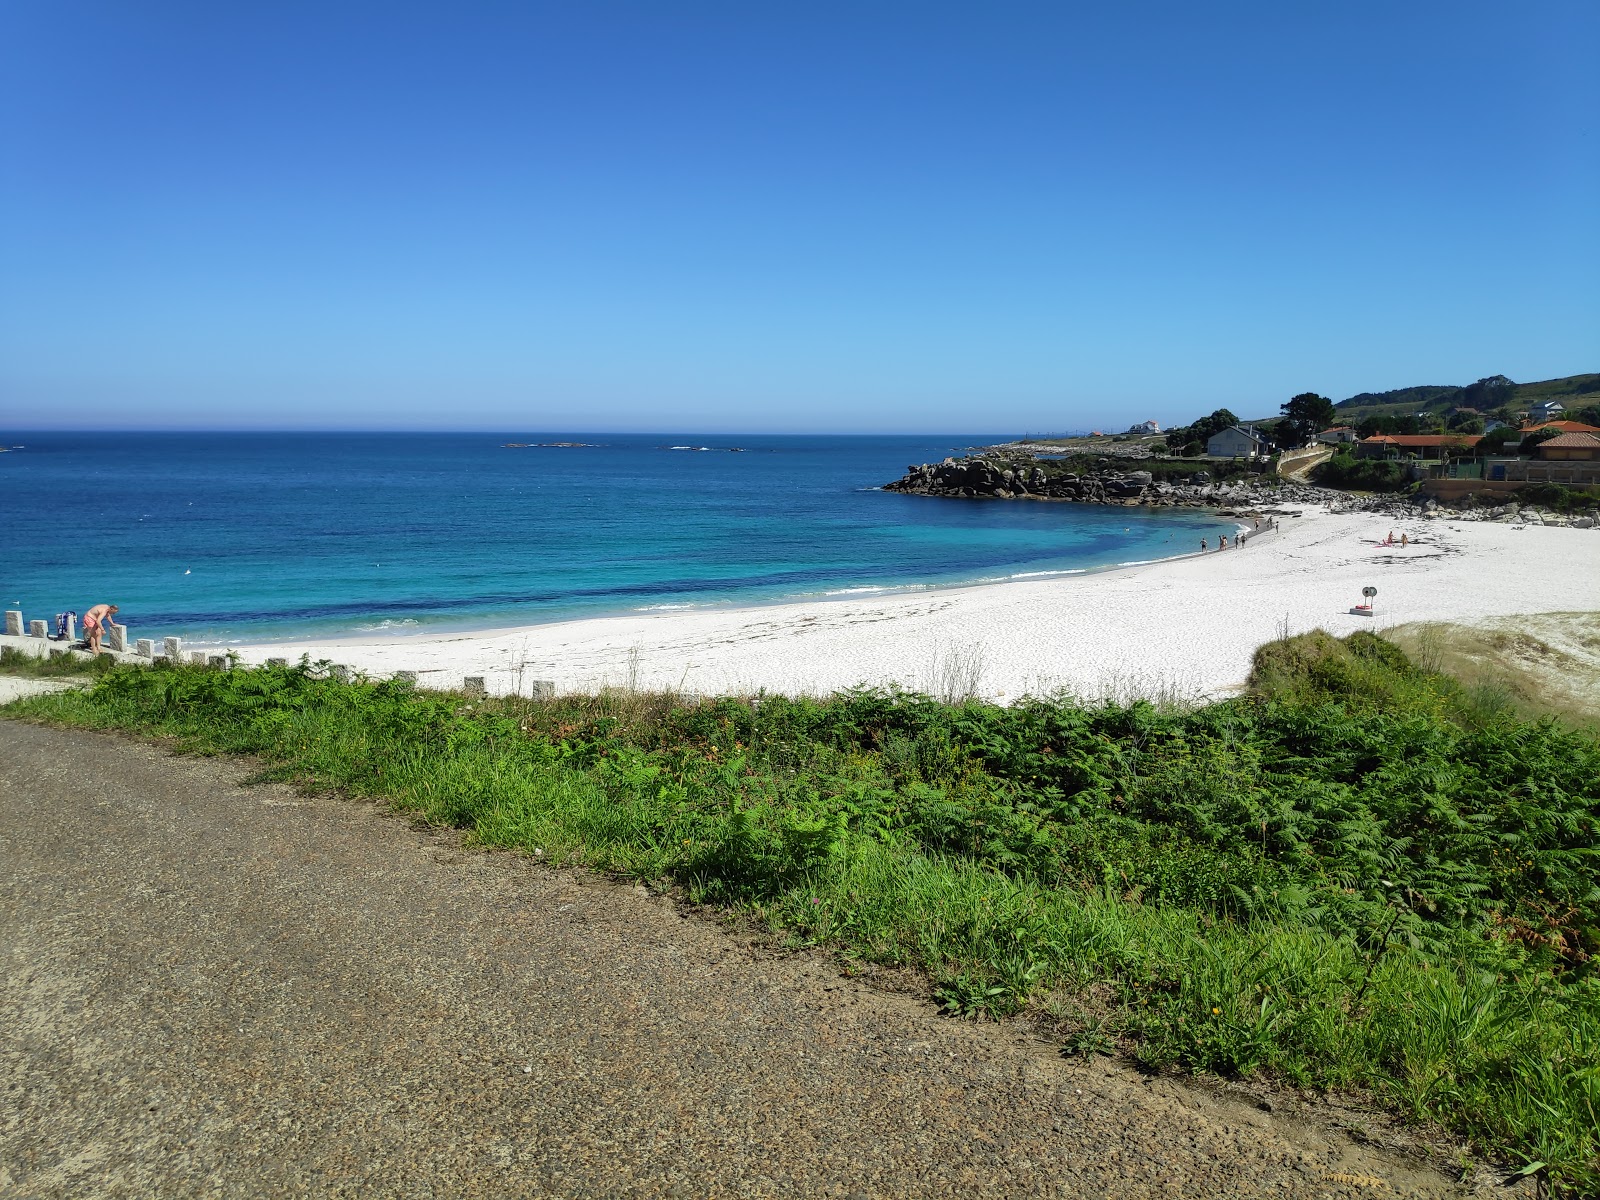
1, 722, 1470, 1198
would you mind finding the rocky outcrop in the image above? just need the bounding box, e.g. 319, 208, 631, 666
884, 456, 1328, 512
884, 453, 1600, 524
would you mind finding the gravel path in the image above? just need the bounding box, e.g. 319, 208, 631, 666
0, 677, 82, 704
1, 722, 1479, 1199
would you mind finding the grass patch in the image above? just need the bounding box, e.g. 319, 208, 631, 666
0, 645, 116, 677
1381, 615, 1600, 731
5, 643, 1598, 1191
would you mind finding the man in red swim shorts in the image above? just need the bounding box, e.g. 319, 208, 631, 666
81, 603, 119, 653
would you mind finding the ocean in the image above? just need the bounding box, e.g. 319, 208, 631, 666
0, 433, 1237, 644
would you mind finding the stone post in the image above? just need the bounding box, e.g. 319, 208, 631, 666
208, 655, 229, 669
331, 664, 351, 683
28, 620, 47, 638
4, 611, 21, 636
108, 624, 128, 652
529, 680, 556, 700
393, 670, 417, 685
463, 676, 486, 698
163, 636, 182, 661
136, 639, 155, 658
266, 657, 288, 668
61, 614, 76, 641
190, 650, 208, 665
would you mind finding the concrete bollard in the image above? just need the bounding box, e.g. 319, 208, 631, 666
5, 611, 21, 636
162, 636, 181, 661
190, 650, 208, 665
266, 657, 288, 668
61, 614, 76, 642
331, 664, 351, 683
529, 680, 556, 700
393, 670, 417, 685
463, 675, 487, 698
28, 620, 47, 638
136, 639, 155, 658
208, 655, 228, 669
49, 646, 69, 658
108, 624, 128, 652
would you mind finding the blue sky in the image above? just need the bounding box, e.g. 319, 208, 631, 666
2, 1, 1595, 432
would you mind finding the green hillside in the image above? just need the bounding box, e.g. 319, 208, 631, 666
1332, 373, 1599, 423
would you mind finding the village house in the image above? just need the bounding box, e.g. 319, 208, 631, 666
1528, 400, 1566, 423
1205, 425, 1269, 458
1127, 419, 1161, 435
1485, 432, 1600, 486
1536, 431, 1600, 462
1355, 433, 1482, 460
1316, 426, 1356, 445
1519, 419, 1600, 435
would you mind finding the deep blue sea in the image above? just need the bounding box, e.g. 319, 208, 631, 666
0, 433, 1237, 644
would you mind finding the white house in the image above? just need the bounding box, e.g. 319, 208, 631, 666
1316, 426, 1357, 445
1529, 400, 1566, 422
1207, 425, 1268, 458
1127, 419, 1161, 435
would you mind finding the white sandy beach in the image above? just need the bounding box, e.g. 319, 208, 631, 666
230, 508, 1600, 703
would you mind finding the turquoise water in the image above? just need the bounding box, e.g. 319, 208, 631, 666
0, 433, 1236, 644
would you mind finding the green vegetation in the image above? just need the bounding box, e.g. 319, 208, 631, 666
1513, 482, 1600, 513
1063, 455, 1272, 483
0, 645, 115, 677
1161, 408, 1239, 457
1277, 392, 1336, 447
5, 636, 1598, 1191
1310, 452, 1413, 493
1383, 615, 1600, 731
1336, 373, 1600, 428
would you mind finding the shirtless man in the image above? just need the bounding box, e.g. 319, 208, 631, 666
82, 603, 119, 653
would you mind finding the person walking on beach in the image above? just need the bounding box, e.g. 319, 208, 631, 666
1219, 534, 1229, 550
81, 603, 118, 653
1200, 538, 1207, 553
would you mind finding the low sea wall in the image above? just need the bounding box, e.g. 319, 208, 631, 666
0, 620, 554, 701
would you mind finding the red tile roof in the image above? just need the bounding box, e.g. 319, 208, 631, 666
1359, 434, 1482, 447
1537, 432, 1600, 448
1520, 420, 1600, 434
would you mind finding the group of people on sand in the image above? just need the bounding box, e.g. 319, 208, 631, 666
1201, 516, 1274, 554
1384, 530, 1409, 547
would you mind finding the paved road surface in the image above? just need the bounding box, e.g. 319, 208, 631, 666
1, 721, 1473, 1198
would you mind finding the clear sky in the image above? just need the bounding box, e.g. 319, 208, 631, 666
2, 1, 1595, 432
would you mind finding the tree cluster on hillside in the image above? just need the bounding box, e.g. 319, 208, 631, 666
1335, 383, 1460, 411
1276, 392, 1336, 446
1161, 408, 1238, 456
1357, 412, 1442, 437
1336, 373, 1599, 419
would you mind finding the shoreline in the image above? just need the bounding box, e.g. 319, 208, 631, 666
225, 506, 1600, 701
209, 514, 1259, 652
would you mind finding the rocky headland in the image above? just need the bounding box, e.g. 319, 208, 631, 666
882, 450, 1600, 528
883, 452, 1364, 515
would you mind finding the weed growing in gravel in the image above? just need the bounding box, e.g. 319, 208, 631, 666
6, 632, 1598, 1193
